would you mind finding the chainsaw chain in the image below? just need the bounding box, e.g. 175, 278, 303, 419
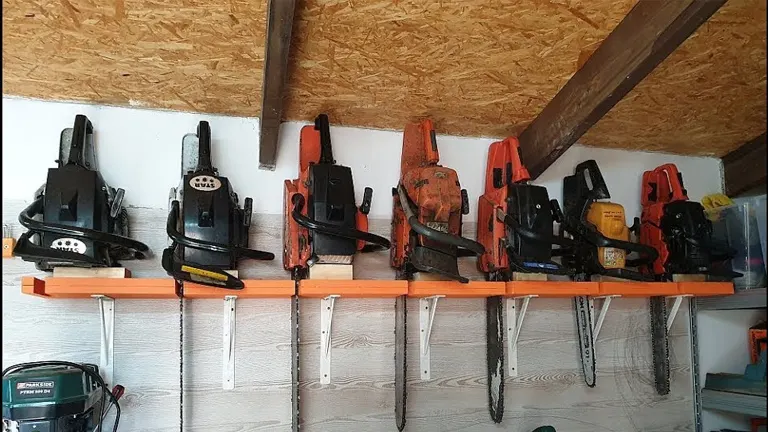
178, 292, 184, 432
574, 293, 596, 388
291, 269, 301, 432
394, 270, 408, 432
486, 271, 505, 423
650, 296, 670, 395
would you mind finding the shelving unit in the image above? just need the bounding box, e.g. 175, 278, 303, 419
696, 287, 767, 310
701, 389, 767, 418
695, 286, 767, 431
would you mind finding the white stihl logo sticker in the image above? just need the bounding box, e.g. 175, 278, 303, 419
51, 238, 87, 254
190, 175, 222, 191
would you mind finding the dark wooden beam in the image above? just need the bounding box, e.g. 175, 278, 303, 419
519, 0, 727, 179
723, 132, 766, 197
259, 0, 296, 171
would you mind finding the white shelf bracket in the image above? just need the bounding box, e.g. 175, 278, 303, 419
506, 295, 537, 377
223, 295, 237, 390
589, 295, 621, 341
419, 295, 444, 381
320, 295, 340, 385
92, 295, 114, 387
666, 294, 692, 332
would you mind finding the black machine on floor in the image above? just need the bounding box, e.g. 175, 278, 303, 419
555, 160, 658, 388
162, 121, 274, 289
13, 115, 150, 271
2, 361, 123, 432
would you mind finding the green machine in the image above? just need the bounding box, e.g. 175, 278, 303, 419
2, 362, 122, 432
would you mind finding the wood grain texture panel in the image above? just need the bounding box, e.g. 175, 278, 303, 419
2, 200, 694, 431
581, 0, 767, 157
4, 0, 762, 157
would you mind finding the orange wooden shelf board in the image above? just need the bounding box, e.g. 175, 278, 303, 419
508, 281, 599, 297
407, 281, 505, 298
299, 280, 408, 298
598, 281, 680, 297
182, 280, 295, 299
678, 281, 734, 297
21, 277, 177, 299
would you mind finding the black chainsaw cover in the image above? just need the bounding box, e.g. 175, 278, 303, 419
177, 171, 248, 269
40, 166, 112, 267
507, 183, 558, 269
660, 200, 716, 274
308, 163, 358, 257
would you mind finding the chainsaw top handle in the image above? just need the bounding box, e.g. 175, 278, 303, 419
18, 195, 149, 257
643, 163, 689, 206
166, 200, 275, 260
397, 185, 485, 256
291, 194, 391, 251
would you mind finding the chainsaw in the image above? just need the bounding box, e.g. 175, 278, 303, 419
283, 114, 391, 431
476, 136, 573, 422
13, 115, 150, 271
3, 361, 124, 432
162, 120, 275, 290
390, 119, 486, 431
639, 163, 740, 395
555, 160, 658, 388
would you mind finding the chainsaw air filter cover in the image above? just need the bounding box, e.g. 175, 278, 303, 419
13, 115, 150, 271
162, 121, 274, 289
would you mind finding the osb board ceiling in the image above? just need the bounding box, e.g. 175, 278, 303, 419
2, 0, 765, 157
582, 0, 767, 156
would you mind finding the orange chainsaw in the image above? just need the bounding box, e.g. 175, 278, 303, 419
476, 136, 572, 423
283, 114, 391, 432
390, 119, 486, 431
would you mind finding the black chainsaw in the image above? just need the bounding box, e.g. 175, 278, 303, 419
162, 120, 274, 290
13, 115, 150, 271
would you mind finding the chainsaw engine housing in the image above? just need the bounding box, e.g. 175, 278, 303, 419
308, 163, 358, 257
505, 183, 561, 271
163, 121, 273, 289
283, 114, 390, 273
13, 115, 149, 271
638, 163, 737, 279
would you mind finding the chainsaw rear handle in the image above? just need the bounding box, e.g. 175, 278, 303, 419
397, 185, 485, 256
18, 195, 150, 258
161, 247, 244, 290
166, 200, 275, 260
290, 194, 391, 251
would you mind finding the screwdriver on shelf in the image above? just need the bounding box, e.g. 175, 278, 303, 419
3, 224, 15, 258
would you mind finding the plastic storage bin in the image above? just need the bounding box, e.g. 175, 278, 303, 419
706, 201, 767, 290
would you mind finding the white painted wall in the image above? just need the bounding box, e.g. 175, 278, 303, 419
2, 96, 724, 221
2, 96, 731, 431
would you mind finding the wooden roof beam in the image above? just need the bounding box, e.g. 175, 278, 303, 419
259, 0, 296, 171
519, 0, 727, 180
723, 132, 767, 197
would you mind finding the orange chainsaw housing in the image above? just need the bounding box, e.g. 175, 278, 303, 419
390, 119, 464, 269
283, 123, 371, 271
477, 137, 530, 273
639, 163, 689, 276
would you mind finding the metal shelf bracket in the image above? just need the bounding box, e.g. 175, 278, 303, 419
320, 294, 340, 385
666, 294, 692, 331
506, 295, 537, 377
92, 295, 114, 387
420, 295, 445, 380
589, 295, 621, 341
223, 295, 237, 390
